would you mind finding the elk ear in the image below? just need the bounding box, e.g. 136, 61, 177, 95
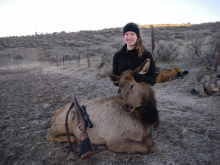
107, 74, 121, 83
134, 58, 150, 74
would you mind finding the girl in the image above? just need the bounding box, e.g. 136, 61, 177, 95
112, 22, 156, 92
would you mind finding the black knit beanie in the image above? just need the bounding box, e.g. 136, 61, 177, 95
123, 22, 140, 38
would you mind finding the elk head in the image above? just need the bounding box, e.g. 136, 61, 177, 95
108, 58, 151, 114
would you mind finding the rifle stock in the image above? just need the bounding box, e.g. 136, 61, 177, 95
70, 86, 93, 159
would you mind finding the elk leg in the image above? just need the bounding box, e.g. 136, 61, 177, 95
46, 104, 80, 143
46, 118, 81, 143
46, 123, 70, 142
106, 139, 151, 154
143, 135, 154, 148
46, 134, 75, 143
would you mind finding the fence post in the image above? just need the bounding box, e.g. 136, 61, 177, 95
77, 52, 81, 66
87, 47, 90, 67
56, 56, 58, 67
70, 58, 71, 66
214, 51, 220, 72
63, 54, 64, 66
151, 25, 155, 53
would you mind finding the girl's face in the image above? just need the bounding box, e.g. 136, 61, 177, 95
124, 31, 138, 49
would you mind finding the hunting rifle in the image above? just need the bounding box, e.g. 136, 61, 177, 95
65, 85, 93, 159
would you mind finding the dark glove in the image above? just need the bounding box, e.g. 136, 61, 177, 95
133, 73, 145, 83
113, 82, 119, 86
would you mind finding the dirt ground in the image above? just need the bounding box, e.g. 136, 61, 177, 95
0, 56, 219, 165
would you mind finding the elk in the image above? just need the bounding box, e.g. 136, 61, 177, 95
46, 58, 159, 154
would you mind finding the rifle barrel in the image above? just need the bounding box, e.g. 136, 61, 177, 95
69, 85, 81, 107
69, 85, 76, 98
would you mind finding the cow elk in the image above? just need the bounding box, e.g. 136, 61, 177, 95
46, 58, 159, 155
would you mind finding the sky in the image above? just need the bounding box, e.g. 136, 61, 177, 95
0, 0, 219, 37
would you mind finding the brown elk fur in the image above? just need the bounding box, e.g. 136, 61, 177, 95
46, 59, 159, 154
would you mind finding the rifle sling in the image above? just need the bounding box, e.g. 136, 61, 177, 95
65, 102, 79, 154
65, 102, 93, 158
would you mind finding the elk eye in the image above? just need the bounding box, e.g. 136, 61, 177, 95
131, 84, 134, 91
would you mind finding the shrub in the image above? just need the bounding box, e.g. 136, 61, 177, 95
153, 41, 179, 62
111, 42, 123, 51
185, 31, 206, 58
203, 30, 220, 66
210, 30, 220, 53
100, 47, 114, 68
13, 55, 23, 60
96, 47, 116, 77
64, 55, 71, 60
